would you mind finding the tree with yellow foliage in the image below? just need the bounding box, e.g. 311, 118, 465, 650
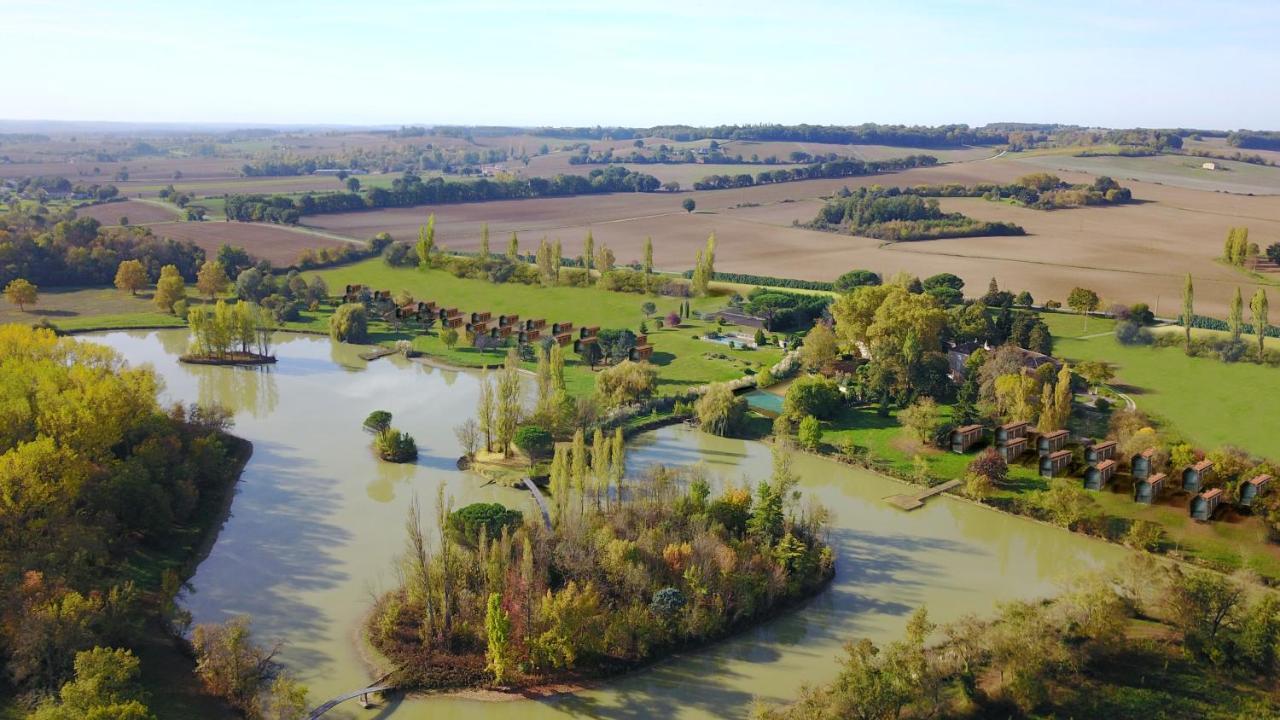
113, 260, 148, 296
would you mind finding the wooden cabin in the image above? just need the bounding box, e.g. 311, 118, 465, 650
1190, 488, 1223, 521
996, 421, 1029, 445
554, 333, 572, 346
1133, 472, 1166, 504
470, 311, 492, 324
630, 344, 654, 361
519, 329, 541, 343
342, 283, 365, 303
438, 307, 460, 320
950, 424, 984, 454
465, 321, 490, 334
1085, 440, 1118, 465
1040, 450, 1072, 478
552, 321, 574, 334
498, 314, 519, 327
998, 436, 1028, 463
580, 326, 599, 339
635, 334, 648, 346
1037, 429, 1070, 456
1131, 448, 1156, 481
573, 336, 599, 353
1084, 459, 1117, 490
490, 325, 513, 339
525, 318, 547, 331
1182, 460, 1213, 493
1240, 474, 1272, 507
442, 312, 464, 329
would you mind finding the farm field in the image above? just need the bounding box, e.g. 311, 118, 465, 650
73, 198, 180, 225
303, 157, 1280, 317
1010, 151, 1280, 195
309, 259, 783, 397
1044, 312, 1280, 458
148, 220, 357, 265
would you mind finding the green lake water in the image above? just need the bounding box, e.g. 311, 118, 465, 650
87, 330, 1126, 719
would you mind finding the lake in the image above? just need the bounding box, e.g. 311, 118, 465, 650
87, 329, 1125, 719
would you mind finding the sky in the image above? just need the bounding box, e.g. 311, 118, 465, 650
3, 0, 1278, 130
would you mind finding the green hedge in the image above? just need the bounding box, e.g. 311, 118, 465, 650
680, 270, 834, 291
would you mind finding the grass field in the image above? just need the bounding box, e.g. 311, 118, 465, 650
1044, 312, 1280, 458
308, 260, 784, 397
1010, 151, 1280, 195
0, 285, 188, 331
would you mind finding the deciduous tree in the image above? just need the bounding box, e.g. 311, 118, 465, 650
113, 260, 148, 296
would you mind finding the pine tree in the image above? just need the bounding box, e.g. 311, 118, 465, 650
1252, 289, 1270, 358
1229, 287, 1244, 342
1182, 273, 1194, 351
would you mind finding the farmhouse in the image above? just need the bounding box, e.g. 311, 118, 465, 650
950, 424, 984, 454
1085, 440, 1118, 465
1040, 450, 1073, 479
998, 436, 1029, 463
1037, 429, 1070, 456
1201, 161, 1218, 170
1239, 474, 1272, 507
948, 342, 1058, 381
1134, 473, 1166, 504
1083, 459, 1117, 490
1190, 488, 1224, 521
996, 421, 1029, 445
1182, 460, 1214, 493
1131, 448, 1156, 481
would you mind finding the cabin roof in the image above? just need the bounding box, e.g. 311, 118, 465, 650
1006, 436, 1027, 446
1095, 459, 1117, 471
1048, 450, 1072, 461
955, 424, 984, 433
1091, 440, 1118, 450
1145, 472, 1167, 484
1248, 474, 1273, 486
1200, 488, 1223, 500
1191, 460, 1214, 472
1042, 429, 1069, 440
1000, 420, 1029, 430
1137, 448, 1156, 459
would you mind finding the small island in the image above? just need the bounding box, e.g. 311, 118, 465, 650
181, 300, 278, 365
367, 443, 833, 691
364, 410, 419, 463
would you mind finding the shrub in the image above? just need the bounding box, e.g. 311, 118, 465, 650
513, 425, 553, 461
650, 587, 687, 620
967, 448, 1008, 485
783, 375, 842, 420
1115, 320, 1153, 346
364, 410, 392, 433
448, 502, 523, 545
329, 303, 368, 343
375, 427, 418, 463
595, 360, 658, 408
797, 415, 822, 450
833, 269, 881, 292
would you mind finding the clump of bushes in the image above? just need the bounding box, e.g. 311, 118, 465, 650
448, 502, 523, 546
376, 428, 418, 463
329, 302, 368, 343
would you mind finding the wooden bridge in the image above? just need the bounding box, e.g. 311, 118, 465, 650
885, 479, 962, 511
522, 477, 553, 529
305, 673, 396, 719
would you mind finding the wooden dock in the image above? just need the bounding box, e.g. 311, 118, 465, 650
885, 479, 962, 511
522, 477, 553, 529
305, 673, 395, 719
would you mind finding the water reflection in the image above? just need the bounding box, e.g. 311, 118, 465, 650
82, 329, 1127, 720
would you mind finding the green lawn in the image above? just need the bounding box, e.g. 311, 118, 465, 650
1044, 311, 1280, 458
308, 260, 783, 397
0, 286, 190, 332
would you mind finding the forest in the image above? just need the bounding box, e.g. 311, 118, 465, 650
0, 208, 205, 287
0, 325, 247, 706
369, 446, 833, 690
532, 123, 1010, 147
692, 154, 937, 190
1227, 130, 1280, 151
808, 187, 1025, 241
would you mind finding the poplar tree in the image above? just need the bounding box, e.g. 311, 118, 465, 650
1228, 287, 1244, 342
495, 348, 522, 456
1182, 273, 1194, 352
1052, 363, 1072, 429
643, 236, 654, 280
571, 429, 587, 512
507, 231, 519, 260
591, 428, 608, 510
552, 239, 562, 278
610, 427, 626, 505
479, 222, 490, 263
477, 370, 495, 453
1037, 383, 1056, 433
415, 214, 436, 269
583, 230, 594, 277
1252, 289, 1270, 358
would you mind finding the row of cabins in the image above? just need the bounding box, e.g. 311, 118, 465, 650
953, 421, 1271, 517
343, 287, 656, 360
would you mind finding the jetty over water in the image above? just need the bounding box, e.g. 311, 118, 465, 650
522, 477, 553, 529
305, 673, 396, 718
885, 479, 962, 511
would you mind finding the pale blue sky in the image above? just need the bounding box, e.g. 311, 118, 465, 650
3, 0, 1277, 129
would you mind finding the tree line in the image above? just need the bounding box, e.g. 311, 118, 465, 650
225, 166, 663, 224
809, 187, 1026, 242
531, 123, 1010, 147
691, 154, 938, 190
